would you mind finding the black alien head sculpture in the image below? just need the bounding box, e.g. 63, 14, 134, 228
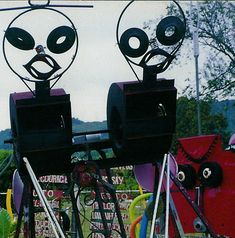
3, 6, 78, 89
116, 0, 186, 83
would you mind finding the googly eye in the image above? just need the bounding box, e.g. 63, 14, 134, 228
177, 171, 186, 182
177, 164, 197, 189
198, 162, 223, 187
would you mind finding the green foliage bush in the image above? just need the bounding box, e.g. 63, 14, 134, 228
0, 208, 11, 238
0, 150, 15, 192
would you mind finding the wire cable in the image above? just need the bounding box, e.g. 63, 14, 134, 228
0, 154, 14, 177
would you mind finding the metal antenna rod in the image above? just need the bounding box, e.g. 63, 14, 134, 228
23, 157, 66, 238
190, 0, 202, 135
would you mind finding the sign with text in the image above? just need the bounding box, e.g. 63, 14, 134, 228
34, 177, 65, 238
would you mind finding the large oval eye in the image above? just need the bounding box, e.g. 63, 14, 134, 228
5, 27, 35, 50
119, 28, 149, 58
47, 26, 76, 54
156, 16, 185, 46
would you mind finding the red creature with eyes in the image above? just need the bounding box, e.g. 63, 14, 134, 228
170, 134, 235, 237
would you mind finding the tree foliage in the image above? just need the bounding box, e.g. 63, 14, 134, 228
0, 150, 15, 192
178, 0, 235, 98
172, 96, 229, 152
188, 0, 235, 98
0, 209, 11, 238
145, 1, 234, 98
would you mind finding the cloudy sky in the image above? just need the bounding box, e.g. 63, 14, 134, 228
0, 1, 196, 130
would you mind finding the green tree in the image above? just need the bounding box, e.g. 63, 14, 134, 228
168, 1, 235, 98
0, 208, 11, 238
115, 168, 138, 191
146, 1, 234, 98
172, 96, 229, 152
0, 150, 15, 192
187, 0, 235, 98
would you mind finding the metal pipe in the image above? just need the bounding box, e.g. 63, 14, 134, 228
150, 154, 168, 238
73, 129, 109, 137
169, 194, 185, 237
0, 4, 93, 12
23, 157, 66, 238
192, 1, 202, 135
67, 176, 84, 238
164, 155, 170, 237
195, 54, 202, 135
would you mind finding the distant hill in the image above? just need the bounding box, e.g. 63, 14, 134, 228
212, 99, 235, 134
1, 100, 235, 150
72, 118, 107, 133
0, 118, 107, 150
0, 129, 11, 150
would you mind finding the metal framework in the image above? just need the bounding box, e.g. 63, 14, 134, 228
1, 1, 222, 237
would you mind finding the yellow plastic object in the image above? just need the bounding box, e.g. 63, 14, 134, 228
129, 193, 152, 237
6, 189, 14, 220
138, 185, 147, 208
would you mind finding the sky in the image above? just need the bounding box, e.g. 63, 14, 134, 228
0, 1, 197, 131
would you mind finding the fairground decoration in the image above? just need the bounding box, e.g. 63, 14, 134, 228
132, 135, 235, 238
170, 134, 235, 237
4, 1, 80, 176
1, 0, 218, 238
106, 0, 186, 166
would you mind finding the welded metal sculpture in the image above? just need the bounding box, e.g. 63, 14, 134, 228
2, 1, 81, 176
3, 4, 78, 89
107, 0, 186, 164
1, 1, 189, 238
2, 2, 126, 238
116, 0, 186, 82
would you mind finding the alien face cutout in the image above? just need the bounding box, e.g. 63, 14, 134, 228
116, 1, 186, 81
3, 8, 78, 82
